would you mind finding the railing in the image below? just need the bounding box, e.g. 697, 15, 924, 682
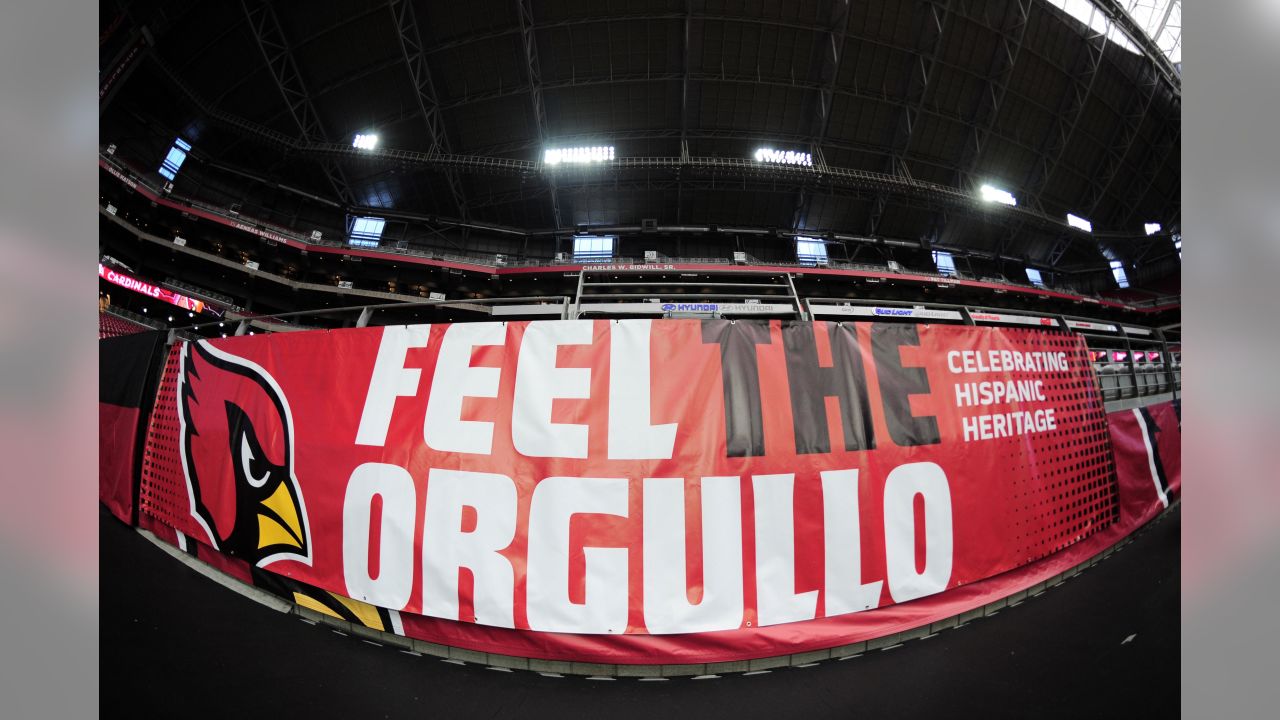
156, 285, 1179, 405
163, 277, 242, 311
174, 296, 573, 337
1122, 294, 1181, 309
103, 306, 165, 332
100, 152, 1146, 309
1095, 360, 1181, 403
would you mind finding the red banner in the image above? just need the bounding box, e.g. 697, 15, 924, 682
100, 331, 165, 524
138, 320, 1115, 644
99, 263, 206, 314
1109, 400, 1180, 527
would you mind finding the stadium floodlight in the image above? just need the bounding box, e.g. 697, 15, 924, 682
353, 133, 379, 150
979, 184, 1017, 206
753, 148, 813, 167
544, 146, 615, 165
1066, 213, 1093, 232
1144, 222, 1162, 235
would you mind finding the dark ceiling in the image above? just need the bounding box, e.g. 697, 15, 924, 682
99, 0, 1181, 271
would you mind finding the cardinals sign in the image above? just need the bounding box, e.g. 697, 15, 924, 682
140, 319, 1116, 644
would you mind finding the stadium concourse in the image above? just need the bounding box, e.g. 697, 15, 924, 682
99, 0, 1180, 716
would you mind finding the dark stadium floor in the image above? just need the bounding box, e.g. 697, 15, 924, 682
101, 504, 1179, 720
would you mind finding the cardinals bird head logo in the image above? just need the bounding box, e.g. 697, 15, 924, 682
177, 340, 311, 567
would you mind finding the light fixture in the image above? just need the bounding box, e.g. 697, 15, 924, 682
753, 148, 813, 166
979, 184, 1017, 206
1066, 213, 1093, 232
1144, 222, 1161, 235
543, 146, 615, 165
353, 133, 379, 150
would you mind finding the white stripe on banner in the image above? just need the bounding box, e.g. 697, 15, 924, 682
176, 530, 188, 553
1132, 409, 1169, 508
389, 609, 404, 636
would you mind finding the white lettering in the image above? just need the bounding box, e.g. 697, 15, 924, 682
355, 325, 430, 446
421, 469, 518, 628
608, 320, 677, 459
424, 322, 505, 454
343, 463, 416, 609
822, 469, 883, 615
883, 462, 953, 602
526, 476, 630, 634
512, 321, 593, 458
752, 474, 818, 626
642, 477, 744, 633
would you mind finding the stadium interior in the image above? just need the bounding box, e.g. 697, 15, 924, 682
99, 0, 1180, 715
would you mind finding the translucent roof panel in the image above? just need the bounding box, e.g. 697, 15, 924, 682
1118, 0, 1182, 65
1042, 0, 1181, 65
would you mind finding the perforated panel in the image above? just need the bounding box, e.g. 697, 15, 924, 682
1003, 329, 1118, 561
138, 343, 207, 540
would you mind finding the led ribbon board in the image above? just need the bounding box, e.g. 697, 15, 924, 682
99, 264, 206, 314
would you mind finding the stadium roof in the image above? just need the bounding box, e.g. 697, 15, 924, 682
100, 0, 1180, 271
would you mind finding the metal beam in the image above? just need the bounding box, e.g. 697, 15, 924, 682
953, 0, 1031, 191
1023, 16, 1112, 213
138, 51, 1110, 246
447, 70, 1103, 189
793, 0, 850, 231
415, 9, 1138, 121
130, 73, 1089, 243
420, 14, 1130, 148
515, 0, 562, 230
677, 2, 693, 224
887, 0, 952, 175
880, 1, 953, 245
240, 0, 354, 206
1084, 62, 1160, 218
209, 4, 392, 108
432, 59, 1115, 154
1091, 0, 1181, 97
388, 0, 470, 221
864, 193, 888, 237
1120, 118, 1180, 226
